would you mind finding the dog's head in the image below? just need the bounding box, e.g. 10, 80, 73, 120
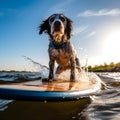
39, 14, 72, 43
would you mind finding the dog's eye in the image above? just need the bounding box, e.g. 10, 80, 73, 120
60, 17, 66, 22
49, 17, 54, 23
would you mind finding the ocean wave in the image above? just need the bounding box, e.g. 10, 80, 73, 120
0, 72, 41, 83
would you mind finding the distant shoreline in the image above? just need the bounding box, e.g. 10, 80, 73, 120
0, 62, 120, 73
88, 62, 120, 72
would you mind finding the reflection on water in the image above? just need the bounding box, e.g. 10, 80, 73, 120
0, 98, 91, 120
0, 99, 13, 111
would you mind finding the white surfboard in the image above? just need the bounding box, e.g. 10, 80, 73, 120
0, 76, 102, 101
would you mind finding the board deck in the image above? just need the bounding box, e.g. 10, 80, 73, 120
0, 79, 101, 101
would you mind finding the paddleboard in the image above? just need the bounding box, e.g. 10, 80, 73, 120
0, 78, 101, 101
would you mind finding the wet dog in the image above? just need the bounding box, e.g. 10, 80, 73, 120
39, 14, 81, 81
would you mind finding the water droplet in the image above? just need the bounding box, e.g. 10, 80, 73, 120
44, 100, 47, 103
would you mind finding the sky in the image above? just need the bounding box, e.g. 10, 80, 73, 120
0, 0, 120, 71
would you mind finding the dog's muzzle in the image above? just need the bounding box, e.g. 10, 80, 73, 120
51, 20, 64, 42
51, 20, 64, 33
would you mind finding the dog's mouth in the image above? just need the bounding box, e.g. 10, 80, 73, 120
51, 21, 65, 42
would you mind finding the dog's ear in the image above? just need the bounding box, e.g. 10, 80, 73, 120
65, 17, 73, 39
39, 18, 50, 35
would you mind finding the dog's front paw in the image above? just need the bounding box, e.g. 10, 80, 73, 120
70, 75, 75, 82
42, 78, 49, 82
48, 75, 53, 82
48, 78, 53, 82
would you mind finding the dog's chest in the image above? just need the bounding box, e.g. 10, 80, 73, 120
50, 48, 72, 65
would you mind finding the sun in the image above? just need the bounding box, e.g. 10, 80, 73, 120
102, 29, 120, 63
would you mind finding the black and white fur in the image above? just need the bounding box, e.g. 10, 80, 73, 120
39, 14, 81, 82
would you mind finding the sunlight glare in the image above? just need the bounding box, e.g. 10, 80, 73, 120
102, 29, 120, 63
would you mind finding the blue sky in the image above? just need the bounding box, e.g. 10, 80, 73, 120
0, 0, 120, 71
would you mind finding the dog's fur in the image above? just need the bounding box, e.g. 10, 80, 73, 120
39, 14, 81, 81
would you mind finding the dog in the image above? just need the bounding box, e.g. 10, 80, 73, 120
39, 13, 81, 82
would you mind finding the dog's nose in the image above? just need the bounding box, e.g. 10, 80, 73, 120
54, 21, 61, 26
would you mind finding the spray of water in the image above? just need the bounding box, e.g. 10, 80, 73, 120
23, 56, 49, 78
23, 56, 102, 84
55, 69, 90, 82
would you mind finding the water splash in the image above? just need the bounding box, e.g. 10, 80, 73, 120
77, 46, 89, 71
54, 69, 90, 82
23, 56, 102, 84
23, 56, 49, 78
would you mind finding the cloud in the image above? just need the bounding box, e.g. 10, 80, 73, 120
47, 0, 74, 15
0, 8, 19, 17
87, 31, 96, 38
73, 25, 88, 35
78, 8, 120, 17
